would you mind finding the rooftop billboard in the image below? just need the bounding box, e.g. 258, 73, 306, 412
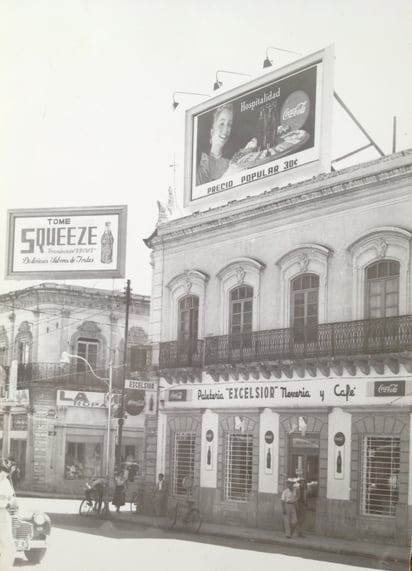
6, 205, 127, 279
184, 46, 334, 206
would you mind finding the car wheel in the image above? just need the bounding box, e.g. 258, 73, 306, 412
25, 548, 47, 564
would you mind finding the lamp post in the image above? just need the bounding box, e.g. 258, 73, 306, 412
60, 352, 113, 479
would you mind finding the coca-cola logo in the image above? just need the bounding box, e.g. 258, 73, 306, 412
374, 381, 405, 397
280, 91, 310, 130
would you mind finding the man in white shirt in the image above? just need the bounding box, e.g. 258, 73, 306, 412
281, 478, 298, 538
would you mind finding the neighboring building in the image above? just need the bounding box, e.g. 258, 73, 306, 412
144, 150, 412, 544
0, 282, 151, 493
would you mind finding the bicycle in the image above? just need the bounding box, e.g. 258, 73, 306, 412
169, 496, 202, 533
79, 484, 110, 518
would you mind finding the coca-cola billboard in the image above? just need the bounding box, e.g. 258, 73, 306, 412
184, 46, 334, 205
374, 381, 405, 397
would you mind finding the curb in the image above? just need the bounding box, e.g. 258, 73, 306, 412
114, 513, 409, 565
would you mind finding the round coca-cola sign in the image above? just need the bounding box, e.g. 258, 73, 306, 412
125, 389, 145, 416
334, 432, 345, 447
264, 430, 274, 444
206, 429, 214, 442
280, 90, 310, 131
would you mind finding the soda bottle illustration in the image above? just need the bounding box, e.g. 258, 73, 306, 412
101, 222, 114, 264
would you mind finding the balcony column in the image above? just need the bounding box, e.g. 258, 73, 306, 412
258, 408, 279, 493
32, 309, 40, 362
326, 407, 351, 500
200, 409, 219, 488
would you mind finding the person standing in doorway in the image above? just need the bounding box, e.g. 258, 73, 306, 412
281, 478, 298, 538
154, 473, 168, 516
295, 478, 307, 537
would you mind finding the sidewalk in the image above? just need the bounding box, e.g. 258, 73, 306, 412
17, 490, 409, 566
114, 510, 409, 566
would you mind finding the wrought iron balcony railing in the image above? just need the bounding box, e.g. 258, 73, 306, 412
16, 362, 112, 390
158, 339, 205, 369
159, 315, 412, 369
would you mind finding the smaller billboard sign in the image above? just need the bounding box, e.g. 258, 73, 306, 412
6, 205, 127, 279
57, 390, 107, 408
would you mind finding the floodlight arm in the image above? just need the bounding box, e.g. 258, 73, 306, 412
172, 91, 210, 109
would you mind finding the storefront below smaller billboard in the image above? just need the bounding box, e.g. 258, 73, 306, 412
6, 205, 127, 280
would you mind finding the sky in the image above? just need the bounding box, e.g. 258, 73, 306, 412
0, 0, 411, 298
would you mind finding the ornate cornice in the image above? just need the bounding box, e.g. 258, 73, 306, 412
0, 283, 150, 316
148, 152, 412, 248
159, 353, 412, 384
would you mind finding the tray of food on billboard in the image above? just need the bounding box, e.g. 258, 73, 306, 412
186, 48, 334, 204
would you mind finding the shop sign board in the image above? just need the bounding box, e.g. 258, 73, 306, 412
11, 414, 28, 431
165, 377, 411, 409
57, 390, 107, 408
6, 205, 127, 279
184, 46, 334, 206
373, 380, 405, 397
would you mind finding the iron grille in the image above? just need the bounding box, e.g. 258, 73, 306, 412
361, 436, 400, 517
224, 433, 253, 502
172, 432, 196, 496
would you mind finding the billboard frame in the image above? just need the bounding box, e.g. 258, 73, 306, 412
184, 46, 334, 207
6, 204, 127, 280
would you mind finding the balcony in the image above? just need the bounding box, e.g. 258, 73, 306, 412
16, 363, 113, 391
159, 315, 412, 369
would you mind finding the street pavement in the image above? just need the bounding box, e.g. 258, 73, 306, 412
16, 495, 409, 570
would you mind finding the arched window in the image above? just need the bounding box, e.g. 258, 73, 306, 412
291, 274, 319, 343
365, 260, 399, 319
230, 285, 253, 350
178, 295, 199, 363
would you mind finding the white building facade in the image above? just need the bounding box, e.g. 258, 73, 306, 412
145, 150, 412, 543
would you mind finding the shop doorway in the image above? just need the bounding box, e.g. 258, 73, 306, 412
288, 433, 320, 530
10, 439, 26, 479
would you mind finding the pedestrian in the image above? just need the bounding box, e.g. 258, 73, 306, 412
154, 473, 167, 516
295, 478, 307, 537
281, 478, 298, 538
0, 460, 16, 570
112, 469, 127, 512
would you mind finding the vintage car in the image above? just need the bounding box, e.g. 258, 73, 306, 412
8, 495, 52, 563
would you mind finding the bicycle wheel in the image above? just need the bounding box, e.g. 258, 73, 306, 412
168, 504, 179, 529
184, 508, 202, 534
130, 493, 139, 513
79, 499, 93, 516
99, 500, 110, 519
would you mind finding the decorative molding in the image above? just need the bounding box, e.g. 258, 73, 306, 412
276, 244, 333, 328
166, 270, 209, 341
216, 257, 265, 335
347, 227, 412, 319
148, 154, 412, 248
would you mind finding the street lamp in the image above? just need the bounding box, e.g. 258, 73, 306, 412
60, 352, 113, 479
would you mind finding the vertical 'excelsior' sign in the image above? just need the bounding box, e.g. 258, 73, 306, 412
6, 205, 127, 279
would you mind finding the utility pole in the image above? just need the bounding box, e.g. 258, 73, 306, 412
116, 279, 131, 466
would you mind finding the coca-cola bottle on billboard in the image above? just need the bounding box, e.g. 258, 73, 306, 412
101, 222, 114, 264
270, 101, 279, 147
336, 450, 342, 474
257, 108, 265, 151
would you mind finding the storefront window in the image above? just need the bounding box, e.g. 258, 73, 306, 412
172, 432, 195, 496
224, 433, 253, 502
65, 440, 103, 480
361, 436, 400, 517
